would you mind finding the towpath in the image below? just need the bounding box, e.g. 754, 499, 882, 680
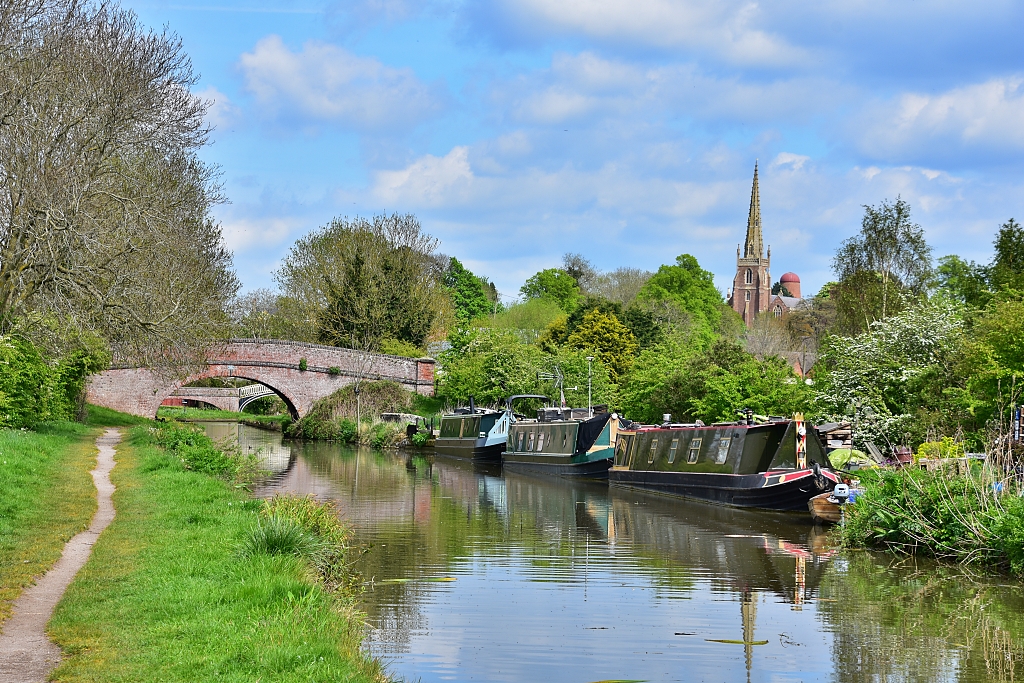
0, 429, 120, 683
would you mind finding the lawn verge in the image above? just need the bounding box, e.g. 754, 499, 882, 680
0, 422, 99, 628
48, 422, 386, 682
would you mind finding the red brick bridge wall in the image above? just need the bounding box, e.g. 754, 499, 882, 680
86, 339, 436, 419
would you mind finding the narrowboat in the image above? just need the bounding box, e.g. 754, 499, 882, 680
434, 401, 512, 461
434, 395, 548, 461
609, 414, 840, 510
502, 406, 621, 477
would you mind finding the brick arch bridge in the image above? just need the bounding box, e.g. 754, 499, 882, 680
86, 339, 436, 419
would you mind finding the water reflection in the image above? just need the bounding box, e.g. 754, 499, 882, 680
211, 425, 1024, 683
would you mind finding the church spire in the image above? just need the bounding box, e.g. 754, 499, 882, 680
744, 162, 763, 258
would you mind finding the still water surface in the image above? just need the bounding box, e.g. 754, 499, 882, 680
205, 423, 1024, 683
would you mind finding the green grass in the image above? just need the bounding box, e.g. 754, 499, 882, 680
86, 404, 154, 427
156, 406, 289, 423
48, 426, 386, 683
0, 421, 99, 627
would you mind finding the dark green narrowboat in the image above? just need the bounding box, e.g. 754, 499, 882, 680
502, 409, 621, 477
609, 416, 839, 510
435, 409, 512, 461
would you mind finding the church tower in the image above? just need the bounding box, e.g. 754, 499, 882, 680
729, 163, 771, 326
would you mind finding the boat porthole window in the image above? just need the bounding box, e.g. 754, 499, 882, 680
687, 438, 702, 464
716, 437, 731, 464
668, 439, 679, 463
527, 432, 535, 451
648, 439, 659, 464
537, 433, 546, 452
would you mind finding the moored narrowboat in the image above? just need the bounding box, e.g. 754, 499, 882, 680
609, 414, 839, 510
434, 406, 512, 461
502, 406, 621, 477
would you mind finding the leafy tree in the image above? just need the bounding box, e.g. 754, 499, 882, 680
520, 268, 581, 312
233, 289, 314, 341
475, 298, 564, 333
443, 257, 494, 323
620, 306, 664, 349
990, 218, 1024, 292
276, 213, 446, 350
771, 281, 794, 296
935, 255, 990, 309
437, 329, 547, 406
542, 346, 617, 409
636, 254, 723, 337
832, 197, 933, 333
566, 309, 639, 382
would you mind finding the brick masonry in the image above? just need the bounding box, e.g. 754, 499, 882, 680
162, 387, 241, 412
86, 339, 435, 418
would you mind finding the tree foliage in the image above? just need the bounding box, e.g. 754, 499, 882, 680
636, 254, 723, 337
520, 268, 581, 312
990, 218, 1024, 292
566, 309, 639, 382
275, 213, 446, 350
443, 257, 494, 323
0, 0, 237, 364
832, 197, 932, 333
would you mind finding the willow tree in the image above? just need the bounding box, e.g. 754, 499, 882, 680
0, 0, 237, 365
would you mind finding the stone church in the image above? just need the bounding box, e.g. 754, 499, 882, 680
726, 163, 803, 326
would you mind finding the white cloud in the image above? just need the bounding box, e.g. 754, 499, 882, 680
771, 152, 810, 170
196, 85, 242, 131
220, 216, 300, 252
857, 76, 1024, 162
490, 0, 806, 66
373, 146, 475, 207
238, 35, 444, 129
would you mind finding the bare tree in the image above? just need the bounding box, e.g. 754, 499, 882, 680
744, 312, 792, 360
592, 267, 653, 304
0, 0, 237, 365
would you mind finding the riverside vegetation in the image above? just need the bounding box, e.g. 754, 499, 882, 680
0, 408, 386, 682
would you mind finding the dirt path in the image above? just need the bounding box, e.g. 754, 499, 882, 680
0, 428, 120, 683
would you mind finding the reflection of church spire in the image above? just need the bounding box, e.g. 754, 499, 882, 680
742, 590, 757, 683
744, 162, 763, 259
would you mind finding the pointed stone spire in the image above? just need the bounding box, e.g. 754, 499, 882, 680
744, 161, 763, 259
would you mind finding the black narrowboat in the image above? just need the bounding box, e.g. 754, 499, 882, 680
434, 408, 512, 461
608, 414, 839, 510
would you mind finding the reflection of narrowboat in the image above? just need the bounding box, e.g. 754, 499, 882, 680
502, 406, 621, 477
435, 402, 512, 462
609, 415, 839, 510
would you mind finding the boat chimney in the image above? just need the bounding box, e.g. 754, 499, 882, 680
469, 395, 475, 414
662, 413, 672, 426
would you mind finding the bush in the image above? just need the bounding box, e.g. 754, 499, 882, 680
410, 430, 430, 447
241, 515, 322, 559
379, 338, 423, 358
304, 380, 412, 422
149, 422, 245, 477
257, 494, 354, 589
916, 436, 966, 460
298, 357, 308, 371
285, 417, 357, 442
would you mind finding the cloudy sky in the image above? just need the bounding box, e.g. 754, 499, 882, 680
126, 0, 1024, 300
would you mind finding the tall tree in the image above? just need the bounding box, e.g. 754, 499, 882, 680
0, 0, 237, 364
562, 252, 598, 292
636, 254, 723, 336
832, 197, 932, 333
520, 268, 581, 312
990, 218, 1024, 292
275, 213, 445, 350
443, 257, 493, 323
566, 309, 639, 382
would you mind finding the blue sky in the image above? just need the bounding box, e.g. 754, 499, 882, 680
126, 0, 1024, 301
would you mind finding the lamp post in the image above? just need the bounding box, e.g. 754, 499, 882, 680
586, 356, 594, 418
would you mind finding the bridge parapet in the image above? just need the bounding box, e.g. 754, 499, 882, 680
89, 339, 435, 419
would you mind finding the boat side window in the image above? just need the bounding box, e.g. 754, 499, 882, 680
537, 432, 546, 452
687, 438, 702, 464
517, 432, 525, 451
715, 437, 731, 464
562, 431, 567, 449
648, 439, 659, 464
527, 432, 535, 451
668, 438, 679, 463
614, 437, 629, 466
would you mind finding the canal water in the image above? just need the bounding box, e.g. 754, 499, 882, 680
206, 423, 1024, 683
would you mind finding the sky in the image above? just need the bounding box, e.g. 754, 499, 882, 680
124, 0, 1024, 302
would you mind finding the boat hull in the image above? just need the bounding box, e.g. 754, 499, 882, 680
609, 468, 834, 511
808, 492, 842, 524
501, 453, 612, 478
434, 438, 504, 462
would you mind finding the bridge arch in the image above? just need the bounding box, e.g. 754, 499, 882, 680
86, 339, 435, 420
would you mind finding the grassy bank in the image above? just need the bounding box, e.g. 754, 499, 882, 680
48, 422, 386, 682
156, 406, 289, 424
0, 421, 99, 627
838, 466, 1024, 576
